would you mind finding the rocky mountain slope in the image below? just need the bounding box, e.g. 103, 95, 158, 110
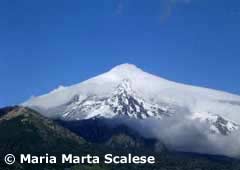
1, 106, 240, 170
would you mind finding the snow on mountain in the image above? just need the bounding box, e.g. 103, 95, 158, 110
22, 63, 240, 135
61, 79, 172, 120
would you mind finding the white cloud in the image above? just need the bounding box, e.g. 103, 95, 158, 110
110, 109, 240, 158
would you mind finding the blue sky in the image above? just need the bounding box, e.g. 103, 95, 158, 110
0, 0, 240, 107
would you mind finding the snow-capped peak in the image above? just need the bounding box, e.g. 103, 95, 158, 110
110, 63, 144, 73
22, 63, 240, 135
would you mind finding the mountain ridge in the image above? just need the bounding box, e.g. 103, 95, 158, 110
1, 106, 240, 170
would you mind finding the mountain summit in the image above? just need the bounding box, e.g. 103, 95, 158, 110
110, 63, 144, 72
23, 64, 240, 135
